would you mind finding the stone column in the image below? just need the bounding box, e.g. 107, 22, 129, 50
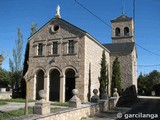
43, 74, 49, 102
33, 74, 37, 100
60, 75, 65, 103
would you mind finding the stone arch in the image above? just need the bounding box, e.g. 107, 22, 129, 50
33, 66, 46, 76
63, 65, 78, 75
47, 66, 62, 76
64, 67, 76, 101
35, 69, 45, 100
49, 68, 61, 101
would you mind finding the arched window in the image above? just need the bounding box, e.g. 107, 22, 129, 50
124, 27, 129, 36
115, 27, 120, 36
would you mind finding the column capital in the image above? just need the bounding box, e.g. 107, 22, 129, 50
60, 75, 64, 78
44, 75, 47, 78
75, 73, 80, 78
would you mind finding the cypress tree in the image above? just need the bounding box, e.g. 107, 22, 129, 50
111, 57, 121, 95
99, 50, 108, 99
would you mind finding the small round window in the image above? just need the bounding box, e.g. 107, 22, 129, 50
54, 25, 59, 32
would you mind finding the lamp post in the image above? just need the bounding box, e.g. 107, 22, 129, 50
23, 70, 32, 115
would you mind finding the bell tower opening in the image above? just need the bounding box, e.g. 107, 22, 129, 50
124, 27, 129, 36
115, 27, 121, 36
111, 15, 134, 43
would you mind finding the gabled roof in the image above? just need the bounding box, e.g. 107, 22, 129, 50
111, 15, 132, 22
28, 18, 87, 40
27, 17, 109, 52
103, 42, 135, 53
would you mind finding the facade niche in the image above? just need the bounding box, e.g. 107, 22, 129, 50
36, 69, 44, 100
65, 68, 75, 101
49, 69, 60, 101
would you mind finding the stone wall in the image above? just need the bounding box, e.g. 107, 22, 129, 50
84, 35, 110, 101
109, 44, 137, 91
110, 52, 136, 90
32, 104, 100, 120
131, 47, 137, 90
0, 91, 12, 99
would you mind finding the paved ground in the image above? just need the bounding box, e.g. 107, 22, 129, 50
0, 102, 35, 112
1, 96, 160, 120
118, 97, 160, 120
87, 107, 130, 120
87, 96, 160, 120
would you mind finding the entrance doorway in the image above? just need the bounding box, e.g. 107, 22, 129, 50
36, 70, 44, 100
49, 69, 60, 101
65, 68, 75, 101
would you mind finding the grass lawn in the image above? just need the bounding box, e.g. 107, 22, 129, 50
0, 101, 7, 106
0, 107, 33, 120
51, 102, 69, 106
0, 98, 35, 103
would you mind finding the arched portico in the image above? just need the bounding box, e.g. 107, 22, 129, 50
49, 69, 60, 101
35, 69, 44, 100
65, 68, 76, 101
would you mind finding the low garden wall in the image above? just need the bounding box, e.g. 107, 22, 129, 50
32, 103, 100, 120
0, 91, 12, 99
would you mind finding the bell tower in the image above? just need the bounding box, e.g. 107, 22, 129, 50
111, 15, 134, 43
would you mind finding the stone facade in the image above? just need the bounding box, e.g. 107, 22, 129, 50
26, 11, 137, 102
26, 18, 110, 103
110, 49, 137, 89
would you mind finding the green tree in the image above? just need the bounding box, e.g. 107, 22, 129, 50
9, 28, 23, 98
111, 57, 121, 95
0, 55, 3, 66
148, 70, 160, 85
138, 72, 147, 94
0, 68, 11, 86
99, 50, 108, 99
138, 70, 160, 95
21, 42, 29, 98
9, 28, 23, 72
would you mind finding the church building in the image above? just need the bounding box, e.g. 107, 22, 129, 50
25, 6, 137, 103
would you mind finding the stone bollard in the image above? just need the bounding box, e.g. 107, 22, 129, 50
33, 90, 50, 115
99, 89, 109, 112
102, 89, 109, 100
69, 89, 81, 108
91, 89, 100, 103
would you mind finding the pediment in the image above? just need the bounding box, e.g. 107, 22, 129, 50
29, 18, 86, 42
